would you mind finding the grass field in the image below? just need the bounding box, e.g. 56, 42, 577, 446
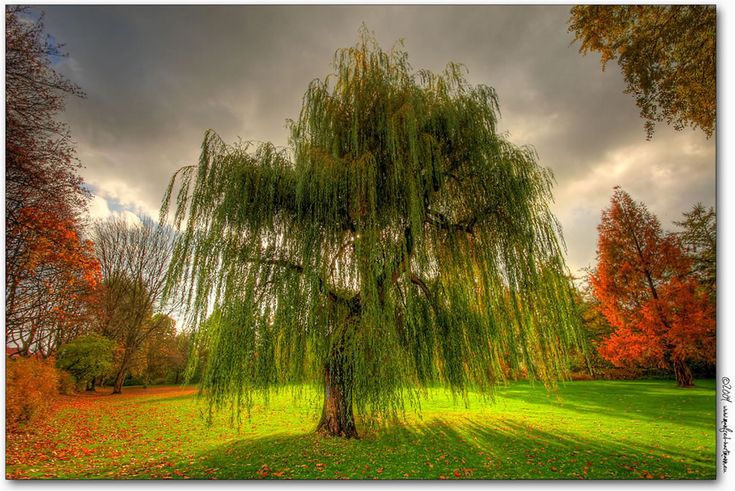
5, 379, 716, 480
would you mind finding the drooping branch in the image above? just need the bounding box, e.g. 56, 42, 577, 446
426, 209, 478, 234
408, 272, 432, 299
246, 255, 357, 307
162, 29, 584, 427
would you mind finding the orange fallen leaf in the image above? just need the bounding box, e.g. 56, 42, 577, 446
257, 464, 271, 479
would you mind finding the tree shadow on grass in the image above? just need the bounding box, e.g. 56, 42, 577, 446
495, 380, 715, 429
189, 415, 715, 480
133, 393, 202, 406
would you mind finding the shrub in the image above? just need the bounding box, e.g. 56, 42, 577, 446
57, 369, 77, 395
569, 371, 595, 381
6, 356, 60, 430
56, 333, 115, 390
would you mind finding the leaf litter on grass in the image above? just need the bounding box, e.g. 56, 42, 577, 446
5, 381, 717, 480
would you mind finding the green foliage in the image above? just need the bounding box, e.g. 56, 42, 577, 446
569, 5, 716, 139
57, 333, 116, 389
675, 203, 716, 303
568, 281, 613, 375
128, 314, 189, 386
163, 30, 582, 421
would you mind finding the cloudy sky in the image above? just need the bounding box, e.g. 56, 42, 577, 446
36, 4, 716, 276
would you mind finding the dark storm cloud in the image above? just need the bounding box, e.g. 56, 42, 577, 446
37, 5, 715, 273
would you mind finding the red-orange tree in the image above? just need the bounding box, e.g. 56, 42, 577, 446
5, 6, 97, 356
589, 188, 715, 387
5, 207, 101, 357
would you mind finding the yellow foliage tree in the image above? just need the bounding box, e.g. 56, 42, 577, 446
569, 5, 715, 139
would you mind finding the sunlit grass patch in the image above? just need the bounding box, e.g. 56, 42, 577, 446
5, 380, 715, 479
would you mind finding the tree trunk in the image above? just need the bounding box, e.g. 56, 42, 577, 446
86, 377, 97, 392
112, 369, 126, 394
112, 356, 131, 394
316, 359, 357, 438
673, 357, 694, 388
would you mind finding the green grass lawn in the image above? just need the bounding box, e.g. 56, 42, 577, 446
5, 379, 716, 480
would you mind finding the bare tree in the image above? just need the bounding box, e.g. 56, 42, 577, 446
92, 216, 175, 393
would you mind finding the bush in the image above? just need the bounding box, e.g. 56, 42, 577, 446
569, 371, 595, 381
57, 369, 77, 395
6, 356, 60, 430
56, 333, 115, 391
589, 366, 675, 380
595, 367, 644, 380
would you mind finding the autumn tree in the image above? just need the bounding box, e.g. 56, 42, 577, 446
5, 207, 101, 357
675, 204, 716, 304
569, 5, 716, 139
5, 5, 87, 223
163, 31, 582, 438
590, 188, 715, 387
56, 333, 115, 391
129, 314, 181, 386
169, 331, 193, 384
92, 217, 175, 394
568, 279, 614, 376
5, 6, 97, 355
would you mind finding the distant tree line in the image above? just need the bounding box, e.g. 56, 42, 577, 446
5, 8, 197, 430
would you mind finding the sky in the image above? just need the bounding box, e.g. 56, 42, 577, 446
36, 4, 716, 277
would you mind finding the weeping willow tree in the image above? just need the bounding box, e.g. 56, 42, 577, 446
162, 30, 582, 438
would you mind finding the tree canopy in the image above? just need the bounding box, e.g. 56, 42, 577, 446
92, 216, 175, 394
589, 188, 715, 387
5, 6, 99, 358
163, 30, 582, 436
675, 204, 716, 304
569, 5, 716, 139
56, 333, 115, 391
5, 208, 100, 357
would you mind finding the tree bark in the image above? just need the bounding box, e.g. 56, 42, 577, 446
112, 354, 131, 394
112, 369, 126, 394
673, 357, 694, 388
86, 377, 96, 392
316, 358, 357, 438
